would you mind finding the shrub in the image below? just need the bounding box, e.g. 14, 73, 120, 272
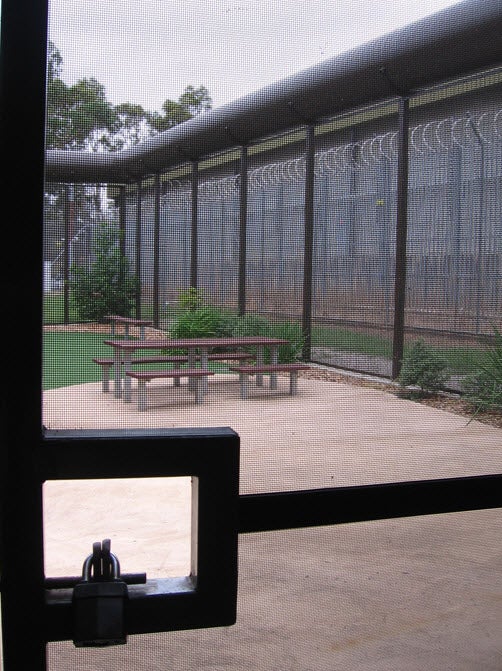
170, 305, 237, 339
398, 339, 449, 396
232, 314, 304, 363
70, 222, 138, 322
267, 321, 305, 363
177, 287, 204, 312
462, 327, 502, 412
232, 314, 270, 337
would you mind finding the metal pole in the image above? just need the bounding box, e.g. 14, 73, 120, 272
118, 185, 126, 299
118, 185, 126, 257
63, 184, 74, 324
135, 180, 142, 319
302, 125, 315, 360
190, 161, 198, 289
392, 97, 410, 379
153, 174, 161, 326
238, 146, 248, 316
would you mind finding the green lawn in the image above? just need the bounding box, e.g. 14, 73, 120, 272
43, 328, 489, 391
43, 332, 113, 390
43, 332, 234, 390
312, 325, 490, 374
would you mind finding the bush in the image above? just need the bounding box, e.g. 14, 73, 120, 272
232, 314, 304, 363
232, 314, 270, 337
398, 339, 449, 396
70, 222, 137, 322
171, 305, 237, 339
177, 287, 204, 312
462, 327, 502, 412
267, 321, 305, 363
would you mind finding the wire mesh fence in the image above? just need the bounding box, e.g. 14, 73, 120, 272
43, 74, 502, 386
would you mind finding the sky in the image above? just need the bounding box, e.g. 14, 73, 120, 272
48, 0, 465, 113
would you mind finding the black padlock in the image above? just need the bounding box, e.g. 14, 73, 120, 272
72, 544, 128, 647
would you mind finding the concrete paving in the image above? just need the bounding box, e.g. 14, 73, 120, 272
41, 374, 502, 670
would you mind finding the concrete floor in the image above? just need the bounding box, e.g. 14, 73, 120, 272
41, 373, 502, 670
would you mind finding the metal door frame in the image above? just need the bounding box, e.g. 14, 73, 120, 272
1, 1, 501, 669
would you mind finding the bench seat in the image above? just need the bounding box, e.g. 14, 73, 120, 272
125, 369, 215, 410
93, 352, 255, 392
228, 363, 310, 398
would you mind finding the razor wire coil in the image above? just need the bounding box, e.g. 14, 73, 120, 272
157, 108, 502, 202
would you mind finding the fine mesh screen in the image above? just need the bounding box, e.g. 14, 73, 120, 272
43, 478, 192, 580
47, 509, 502, 670
39, 1, 502, 670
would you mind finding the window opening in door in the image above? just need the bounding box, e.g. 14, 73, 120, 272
43, 477, 192, 579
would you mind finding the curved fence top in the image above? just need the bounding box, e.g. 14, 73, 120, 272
45, 0, 502, 184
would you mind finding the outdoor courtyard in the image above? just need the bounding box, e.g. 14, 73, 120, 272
42, 369, 502, 669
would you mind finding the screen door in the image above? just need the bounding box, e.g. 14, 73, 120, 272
1, 0, 502, 669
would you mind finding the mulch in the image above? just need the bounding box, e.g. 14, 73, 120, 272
43, 323, 502, 429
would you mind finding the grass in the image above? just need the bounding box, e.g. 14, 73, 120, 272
43, 292, 80, 325
43, 332, 240, 391
43, 326, 493, 391
312, 326, 490, 374
43, 332, 112, 390
313, 326, 392, 357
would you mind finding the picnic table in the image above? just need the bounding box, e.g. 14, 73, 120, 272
103, 336, 289, 401
103, 315, 153, 339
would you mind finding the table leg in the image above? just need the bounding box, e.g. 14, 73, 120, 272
200, 348, 209, 394
123, 352, 133, 402
270, 345, 278, 390
240, 373, 250, 399
124, 324, 130, 339
188, 349, 196, 391
113, 349, 122, 398
256, 347, 264, 386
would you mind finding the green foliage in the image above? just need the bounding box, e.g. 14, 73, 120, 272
148, 85, 213, 132
46, 42, 212, 151
266, 321, 305, 364
177, 287, 205, 312
169, 302, 304, 364
46, 48, 120, 150
70, 222, 138, 322
232, 314, 271, 337
171, 306, 237, 339
232, 314, 304, 363
398, 339, 449, 395
462, 327, 502, 412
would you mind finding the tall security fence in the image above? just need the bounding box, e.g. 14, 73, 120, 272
43, 71, 502, 384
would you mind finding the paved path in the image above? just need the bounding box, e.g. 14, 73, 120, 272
42, 375, 502, 670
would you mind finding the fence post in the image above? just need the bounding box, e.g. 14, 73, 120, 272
191, 161, 198, 290
153, 173, 161, 327
118, 185, 126, 256
238, 145, 248, 316
392, 96, 410, 379
63, 184, 74, 324
302, 124, 315, 361
135, 180, 142, 319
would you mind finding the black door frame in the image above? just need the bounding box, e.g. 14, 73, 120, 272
1, 1, 501, 669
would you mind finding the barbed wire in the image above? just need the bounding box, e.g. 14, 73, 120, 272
158, 107, 502, 201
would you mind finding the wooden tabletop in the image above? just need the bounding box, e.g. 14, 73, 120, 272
103, 336, 289, 349
103, 315, 153, 326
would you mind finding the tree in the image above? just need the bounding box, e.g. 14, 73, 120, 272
111, 102, 152, 149
70, 222, 138, 321
148, 85, 213, 133
46, 42, 213, 150
46, 42, 120, 150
